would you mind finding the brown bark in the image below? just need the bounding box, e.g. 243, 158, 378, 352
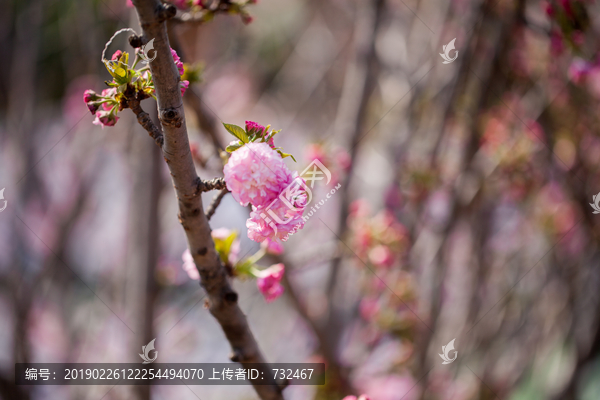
129, 1, 282, 399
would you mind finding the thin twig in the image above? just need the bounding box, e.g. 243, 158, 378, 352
128, 96, 165, 147
206, 188, 229, 220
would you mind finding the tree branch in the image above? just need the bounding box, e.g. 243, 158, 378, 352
206, 188, 229, 220
128, 96, 164, 147
129, 1, 282, 398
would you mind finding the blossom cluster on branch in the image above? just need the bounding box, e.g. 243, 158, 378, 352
83, 48, 189, 128
223, 121, 307, 243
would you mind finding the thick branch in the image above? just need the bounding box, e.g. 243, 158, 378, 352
130, 1, 282, 399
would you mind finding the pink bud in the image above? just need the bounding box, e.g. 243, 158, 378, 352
180, 80, 190, 96
86, 102, 99, 115
242, 14, 254, 24
245, 120, 266, 135
93, 110, 119, 128
83, 89, 98, 103
111, 50, 123, 61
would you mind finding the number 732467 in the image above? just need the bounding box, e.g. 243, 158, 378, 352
272, 369, 313, 381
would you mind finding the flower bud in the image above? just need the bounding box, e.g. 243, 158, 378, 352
83, 89, 99, 103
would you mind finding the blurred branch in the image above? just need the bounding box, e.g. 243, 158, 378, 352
130, 1, 282, 399
185, 85, 226, 158
167, 27, 226, 159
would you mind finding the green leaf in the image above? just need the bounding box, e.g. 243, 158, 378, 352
278, 150, 296, 162
223, 123, 249, 143
213, 231, 238, 265
104, 60, 131, 86
226, 142, 243, 153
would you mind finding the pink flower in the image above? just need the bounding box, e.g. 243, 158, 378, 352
171, 48, 184, 76
126, 0, 133, 7
180, 80, 189, 96
246, 181, 307, 242
111, 50, 123, 61
359, 297, 379, 320
101, 88, 116, 111
342, 396, 370, 400
245, 120, 266, 136
93, 110, 119, 128
305, 143, 327, 164
256, 263, 285, 302
224, 142, 293, 207
261, 238, 284, 255
335, 148, 352, 171
182, 249, 200, 280
368, 245, 394, 267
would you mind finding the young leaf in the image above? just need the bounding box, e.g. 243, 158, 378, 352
223, 123, 249, 143
278, 150, 297, 162
226, 142, 243, 153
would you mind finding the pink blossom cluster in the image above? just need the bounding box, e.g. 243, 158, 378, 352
348, 200, 408, 268
568, 57, 600, 98
304, 143, 351, 186
348, 200, 416, 328
84, 48, 188, 128
223, 140, 307, 243
169, 48, 189, 96
83, 87, 119, 128
543, 0, 588, 56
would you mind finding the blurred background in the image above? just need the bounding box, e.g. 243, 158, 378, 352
1, 0, 600, 399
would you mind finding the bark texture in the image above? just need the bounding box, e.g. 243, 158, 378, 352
130, 1, 282, 399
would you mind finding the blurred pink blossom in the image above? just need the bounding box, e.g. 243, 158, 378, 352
357, 375, 418, 400
359, 297, 379, 320
368, 245, 394, 267
305, 143, 327, 164
262, 238, 284, 255
568, 58, 593, 84
182, 249, 200, 280
256, 263, 285, 302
